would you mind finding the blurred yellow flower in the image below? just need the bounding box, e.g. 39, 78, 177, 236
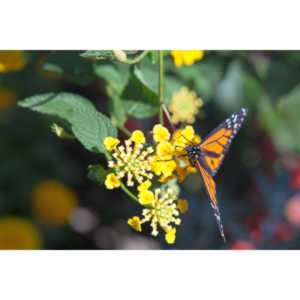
128, 216, 142, 232
0, 217, 42, 249
106, 132, 154, 187
105, 173, 121, 189
165, 228, 176, 244
0, 50, 26, 72
171, 50, 204, 67
177, 199, 189, 214
169, 87, 203, 124
32, 180, 79, 225
0, 88, 18, 109
104, 137, 120, 151
153, 124, 170, 142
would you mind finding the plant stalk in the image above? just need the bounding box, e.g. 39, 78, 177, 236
120, 182, 139, 203
115, 50, 149, 64
159, 50, 164, 124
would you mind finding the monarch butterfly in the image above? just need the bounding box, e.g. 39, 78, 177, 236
176, 108, 248, 242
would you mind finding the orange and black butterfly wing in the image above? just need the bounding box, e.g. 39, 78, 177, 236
200, 108, 248, 176
195, 160, 226, 243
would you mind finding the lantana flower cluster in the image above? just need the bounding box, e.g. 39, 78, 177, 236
104, 125, 200, 244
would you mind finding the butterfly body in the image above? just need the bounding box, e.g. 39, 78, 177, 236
183, 108, 248, 243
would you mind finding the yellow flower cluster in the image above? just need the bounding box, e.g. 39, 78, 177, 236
104, 130, 154, 189
104, 125, 198, 244
151, 124, 199, 183
171, 50, 204, 67
128, 188, 181, 241
169, 87, 203, 124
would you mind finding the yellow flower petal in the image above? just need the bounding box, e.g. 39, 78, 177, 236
153, 124, 170, 143
165, 228, 176, 244
177, 199, 189, 214
157, 142, 174, 160
138, 180, 152, 192
131, 130, 145, 144
128, 216, 142, 232
105, 173, 120, 189
104, 137, 120, 151
171, 50, 204, 67
138, 190, 154, 205
159, 174, 177, 183
162, 160, 177, 177
150, 155, 164, 175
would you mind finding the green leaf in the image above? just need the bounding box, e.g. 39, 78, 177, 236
81, 50, 139, 61
109, 95, 127, 126
133, 63, 182, 104
88, 164, 109, 185
173, 57, 223, 102
121, 67, 159, 118
257, 97, 295, 153
264, 60, 300, 100
93, 63, 130, 95
215, 60, 262, 112
149, 50, 159, 64
276, 85, 300, 152
18, 92, 117, 153
81, 50, 114, 60
43, 51, 94, 86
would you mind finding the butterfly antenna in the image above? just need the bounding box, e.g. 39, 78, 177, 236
180, 134, 194, 145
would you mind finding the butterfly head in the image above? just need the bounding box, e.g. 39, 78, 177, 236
185, 144, 201, 162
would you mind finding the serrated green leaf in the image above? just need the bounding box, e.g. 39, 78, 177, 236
43, 51, 94, 86
18, 92, 117, 153
81, 50, 139, 61
81, 50, 114, 60
88, 164, 109, 185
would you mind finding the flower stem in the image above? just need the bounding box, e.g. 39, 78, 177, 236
120, 182, 139, 203
117, 124, 131, 137
159, 50, 164, 125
